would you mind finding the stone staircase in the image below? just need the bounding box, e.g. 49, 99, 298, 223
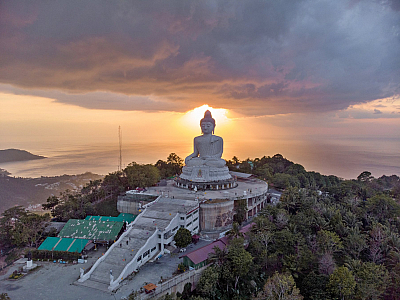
76, 226, 156, 291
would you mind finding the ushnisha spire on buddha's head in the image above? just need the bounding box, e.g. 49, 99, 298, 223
200, 110, 216, 134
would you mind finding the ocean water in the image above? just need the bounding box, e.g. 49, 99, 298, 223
0, 137, 399, 180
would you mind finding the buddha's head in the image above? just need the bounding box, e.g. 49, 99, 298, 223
200, 110, 215, 134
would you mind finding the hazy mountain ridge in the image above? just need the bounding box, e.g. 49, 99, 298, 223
0, 172, 104, 214
0, 149, 46, 163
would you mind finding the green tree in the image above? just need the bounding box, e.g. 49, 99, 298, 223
124, 162, 160, 188
224, 237, 254, 295
357, 171, 373, 182
328, 267, 356, 300
208, 246, 228, 267
386, 254, 400, 300
177, 282, 192, 300
156, 153, 184, 178
196, 265, 220, 299
343, 227, 367, 260
248, 218, 272, 269
0, 206, 27, 247
254, 165, 274, 181
102, 171, 127, 195
0, 206, 50, 248
272, 173, 295, 190
365, 194, 400, 222
256, 271, 303, 300
280, 186, 302, 214
42, 195, 60, 211
238, 158, 253, 173
174, 228, 192, 248
227, 222, 244, 239
23, 212, 51, 247
167, 153, 183, 169
50, 192, 95, 221
271, 229, 300, 257
316, 230, 343, 254
347, 260, 389, 300
300, 272, 331, 300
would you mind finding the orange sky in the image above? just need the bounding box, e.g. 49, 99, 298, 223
1, 92, 399, 169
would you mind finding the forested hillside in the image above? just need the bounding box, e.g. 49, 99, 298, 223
2, 153, 400, 300
188, 157, 400, 300
0, 172, 103, 214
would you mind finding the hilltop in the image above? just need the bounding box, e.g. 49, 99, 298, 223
0, 172, 104, 214
0, 149, 46, 163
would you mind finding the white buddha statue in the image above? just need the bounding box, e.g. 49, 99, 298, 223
185, 110, 226, 168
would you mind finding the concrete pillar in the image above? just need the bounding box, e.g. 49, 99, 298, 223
160, 230, 165, 253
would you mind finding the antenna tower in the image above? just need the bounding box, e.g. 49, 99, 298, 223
118, 126, 122, 171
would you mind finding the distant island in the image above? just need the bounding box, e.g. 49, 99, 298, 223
0, 148, 46, 163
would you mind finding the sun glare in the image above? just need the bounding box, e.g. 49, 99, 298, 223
181, 104, 230, 130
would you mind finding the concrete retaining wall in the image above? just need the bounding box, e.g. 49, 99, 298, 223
200, 200, 234, 231
139, 266, 207, 299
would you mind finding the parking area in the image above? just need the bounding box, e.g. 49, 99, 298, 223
0, 239, 212, 300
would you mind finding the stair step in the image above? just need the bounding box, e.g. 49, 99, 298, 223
74, 279, 110, 292
90, 274, 110, 284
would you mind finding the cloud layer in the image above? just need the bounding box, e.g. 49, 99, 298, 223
1, 0, 399, 115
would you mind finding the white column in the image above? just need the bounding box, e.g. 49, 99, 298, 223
160, 230, 165, 253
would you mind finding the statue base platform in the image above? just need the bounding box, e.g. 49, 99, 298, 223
176, 166, 236, 190
23, 261, 37, 271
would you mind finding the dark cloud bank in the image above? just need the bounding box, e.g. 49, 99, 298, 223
0, 0, 399, 115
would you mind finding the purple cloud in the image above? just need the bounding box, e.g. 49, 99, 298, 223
0, 0, 399, 115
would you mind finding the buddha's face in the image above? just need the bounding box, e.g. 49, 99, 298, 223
201, 121, 214, 134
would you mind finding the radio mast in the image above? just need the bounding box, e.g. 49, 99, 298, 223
118, 126, 122, 172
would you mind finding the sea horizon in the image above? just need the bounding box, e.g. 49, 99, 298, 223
1, 136, 399, 180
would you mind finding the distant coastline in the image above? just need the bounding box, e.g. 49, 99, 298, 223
0, 171, 104, 214
0, 148, 46, 163
0, 139, 399, 179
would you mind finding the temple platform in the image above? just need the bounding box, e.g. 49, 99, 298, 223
146, 176, 269, 233
177, 165, 235, 190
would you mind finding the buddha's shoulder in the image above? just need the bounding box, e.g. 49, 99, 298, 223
211, 135, 223, 143
194, 135, 223, 141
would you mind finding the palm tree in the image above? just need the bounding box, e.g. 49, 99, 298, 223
208, 246, 228, 266
226, 222, 243, 240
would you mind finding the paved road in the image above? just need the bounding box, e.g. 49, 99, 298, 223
0, 240, 212, 300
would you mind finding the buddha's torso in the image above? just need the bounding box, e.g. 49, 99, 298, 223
194, 135, 222, 158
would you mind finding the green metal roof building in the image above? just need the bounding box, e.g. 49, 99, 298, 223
39, 215, 130, 253
85, 213, 136, 223
38, 237, 90, 253
58, 219, 124, 241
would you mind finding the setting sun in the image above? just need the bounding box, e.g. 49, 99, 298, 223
180, 104, 230, 130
